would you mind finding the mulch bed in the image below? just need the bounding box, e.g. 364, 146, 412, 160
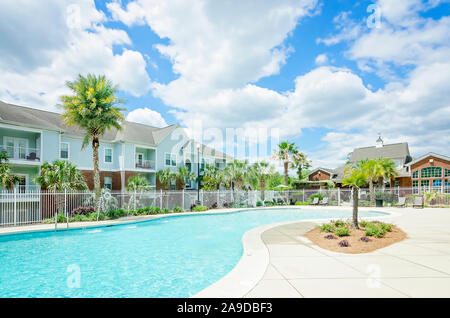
305, 225, 407, 254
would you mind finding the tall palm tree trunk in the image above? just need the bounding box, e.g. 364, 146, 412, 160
352, 187, 359, 229
260, 181, 265, 201
284, 161, 289, 186
369, 179, 375, 206
92, 137, 101, 211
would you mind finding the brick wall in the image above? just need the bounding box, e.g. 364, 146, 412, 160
309, 170, 331, 182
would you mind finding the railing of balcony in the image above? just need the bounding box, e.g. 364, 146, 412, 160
0, 145, 41, 161
135, 159, 155, 170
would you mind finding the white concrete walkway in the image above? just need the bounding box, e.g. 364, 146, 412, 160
245, 208, 450, 298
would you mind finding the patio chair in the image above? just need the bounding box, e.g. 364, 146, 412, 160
319, 197, 329, 205
395, 197, 406, 208
311, 197, 319, 205
413, 197, 424, 209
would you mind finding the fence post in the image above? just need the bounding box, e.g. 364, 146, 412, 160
303, 189, 305, 202
338, 187, 341, 206
13, 187, 17, 226
65, 189, 68, 229
54, 191, 57, 230
201, 189, 203, 206
160, 189, 163, 210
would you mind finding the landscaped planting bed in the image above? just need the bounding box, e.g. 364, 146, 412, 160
305, 220, 406, 254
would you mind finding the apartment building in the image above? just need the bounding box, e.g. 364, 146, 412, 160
0, 100, 232, 191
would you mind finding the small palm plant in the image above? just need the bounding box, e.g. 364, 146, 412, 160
0, 152, 19, 190
202, 165, 224, 190
156, 168, 175, 190
34, 160, 87, 218
126, 174, 151, 192
60, 74, 125, 209
249, 161, 274, 201
174, 166, 196, 190
342, 161, 368, 228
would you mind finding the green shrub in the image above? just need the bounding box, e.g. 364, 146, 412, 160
335, 226, 350, 237
256, 201, 263, 207
310, 193, 324, 201
264, 201, 274, 206
153, 207, 161, 214
295, 201, 309, 205
162, 208, 170, 214
319, 224, 335, 233
380, 223, 392, 232
192, 205, 207, 212
57, 213, 67, 223
365, 223, 386, 238
333, 220, 346, 227
173, 206, 183, 213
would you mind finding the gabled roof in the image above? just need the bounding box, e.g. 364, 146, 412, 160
0, 100, 178, 146
406, 152, 450, 166
307, 167, 336, 177
181, 139, 233, 161
350, 142, 410, 162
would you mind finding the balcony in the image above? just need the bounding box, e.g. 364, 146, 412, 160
1, 145, 41, 163
135, 159, 155, 170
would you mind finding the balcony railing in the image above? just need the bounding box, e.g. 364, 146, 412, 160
135, 159, 155, 170
0, 145, 41, 162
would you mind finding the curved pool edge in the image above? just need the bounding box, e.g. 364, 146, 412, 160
192, 207, 399, 298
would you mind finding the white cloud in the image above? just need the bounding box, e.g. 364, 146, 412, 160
315, 53, 328, 65
126, 107, 168, 128
0, 0, 151, 110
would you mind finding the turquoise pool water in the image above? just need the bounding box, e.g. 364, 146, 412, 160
0, 208, 386, 298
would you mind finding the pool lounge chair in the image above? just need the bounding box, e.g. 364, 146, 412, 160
319, 197, 329, 205
311, 197, 319, 205
413, 197, 424, 209
395, 197, 406, 207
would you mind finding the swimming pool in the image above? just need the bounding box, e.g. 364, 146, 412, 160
0, 208, 386, 298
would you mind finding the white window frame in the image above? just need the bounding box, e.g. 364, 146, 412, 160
3, 136, 29, 159
136, 152, 144, 165
104, 147, 113, 164
60, 142, 70, 160
164, 152, 177, 167
104, 176, 112, 190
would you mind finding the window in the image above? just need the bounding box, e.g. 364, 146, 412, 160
412, 170, 419, 179
432, 179, 442, 188
445, 180, 450, 193
421, 167, 442, 178
421, 180, 429, 187
60, 142, 69, 159
16, 175, 27, 192
445, 169, 450, 177
104, 177, 112, 190
165, 153, 176, 166
104, 148, 113, 163
412, 180, 419, 194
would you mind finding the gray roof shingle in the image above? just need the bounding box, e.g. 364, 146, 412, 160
0, 100, 178, 146
349, 143, 410, 163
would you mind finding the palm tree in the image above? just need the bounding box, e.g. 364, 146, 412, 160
34, 160, 87, 218
273, 141, 298, 186
360, 159, 382, 206
202, 164, 223, 190
249, 161, 274, 201
126, 174, 151, 192
174, 166, 196, 189
0, 152, 19, 190
60, 74, 125, 208
223, 159, 248, 190
342, 161, 368, 228
34, 160, 87, 191
156, 168, 175, 190
377, 157, 398, 187
291, 151, 311, 181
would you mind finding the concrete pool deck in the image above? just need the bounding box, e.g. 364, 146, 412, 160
198, 206, 450, 298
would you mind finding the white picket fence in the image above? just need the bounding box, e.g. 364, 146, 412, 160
0, 187, 449, 227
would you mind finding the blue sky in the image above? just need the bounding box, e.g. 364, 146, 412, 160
0, 0, 449, 168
